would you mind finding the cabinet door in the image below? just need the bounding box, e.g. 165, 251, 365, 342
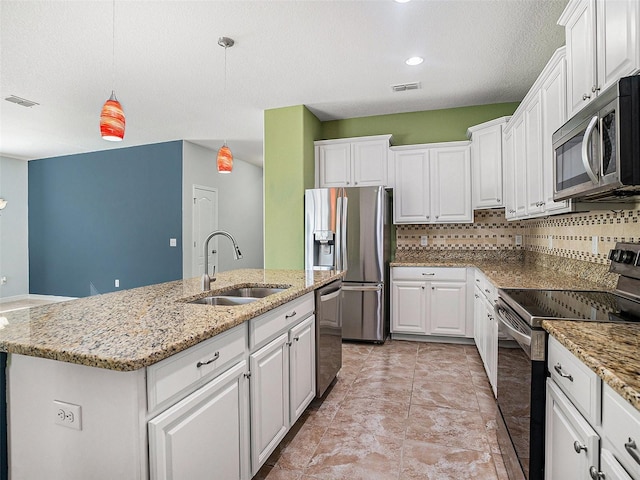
503, 128, 517, 220
393, 149, 431, 223
289, 315, 316, 424
352, 139, 388, 186
430, 146, 472, 223
148, 360, 250, 480
473, 288, 486, 360
318, 143, 351, 187
250, 332, 290, 474
472, 124, 504, 209
524, 91, 545, 215
596, 0, 640, 93
512, 116, 528, 218
541, 53, 572, 214
565, 0, 597, 117
545, 380, 600, 480
391, 280, 427, 334
428, 281, 467, 337
485, 297, 498, 397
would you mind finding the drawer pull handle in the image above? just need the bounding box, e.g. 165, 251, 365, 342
554, 363, 574, 382
196, 351, 220, 368
285, 311, 297, 319
485, 289, 491, 294
589, 466, 605, 479
625, 438, 640, 465
573, 441, 587, 454
422, 273, 435, 276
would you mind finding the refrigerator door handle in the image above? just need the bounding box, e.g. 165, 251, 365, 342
335, 196, 343, 271
340, 195, 348, 271
341, 284, 383, 292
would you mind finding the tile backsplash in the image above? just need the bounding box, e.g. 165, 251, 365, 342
396, 206, 640, 265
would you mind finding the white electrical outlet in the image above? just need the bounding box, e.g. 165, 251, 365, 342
548, 235, 553, 249
420, 236, 428, 246
592, 236, 598, 255
53, 400, 82, 430
0, 276, 6, 285
169, 238, 177, 247
115, 279, 120, 288
515, 235, 522, 246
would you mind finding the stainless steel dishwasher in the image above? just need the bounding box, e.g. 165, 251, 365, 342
314, 279, 342, 397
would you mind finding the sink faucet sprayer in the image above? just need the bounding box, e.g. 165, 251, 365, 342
202, 230, 242, 290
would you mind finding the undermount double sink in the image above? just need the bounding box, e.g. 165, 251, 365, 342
188, 286, 289, 306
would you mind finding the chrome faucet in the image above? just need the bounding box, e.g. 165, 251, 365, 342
202, 230, 242, 290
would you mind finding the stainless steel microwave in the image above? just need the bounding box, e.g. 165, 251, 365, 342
552, 75, 640, 202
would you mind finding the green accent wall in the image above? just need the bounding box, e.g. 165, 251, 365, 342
321, 102, 520, 145
264, 105, 321, 269
263, 102, 520, 268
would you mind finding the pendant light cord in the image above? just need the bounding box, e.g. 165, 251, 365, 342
111, 0, 116, 94
223, 43, 227, 146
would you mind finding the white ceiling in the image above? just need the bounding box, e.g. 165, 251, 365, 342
0, 0, 568, 167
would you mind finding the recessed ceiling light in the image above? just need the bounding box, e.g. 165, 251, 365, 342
405, 56, 424, 66
395, 0, 411, 3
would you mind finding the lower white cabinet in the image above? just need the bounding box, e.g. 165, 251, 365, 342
391, 267, 469, 339
249, 313, 316, 475
545, 379, 600, 480
472, 270, 498, 396
148, 360, 250, 480
250, 332, 290, 472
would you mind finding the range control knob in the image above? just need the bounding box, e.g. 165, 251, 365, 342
609, 249, 636, 264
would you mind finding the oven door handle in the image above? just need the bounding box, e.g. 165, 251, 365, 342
495, 306, 532, 347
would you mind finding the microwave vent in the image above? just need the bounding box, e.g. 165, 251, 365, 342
5, 95, 39, 108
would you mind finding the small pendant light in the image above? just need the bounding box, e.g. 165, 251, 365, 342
100, 0, 125, 141
217, 36, 234, 173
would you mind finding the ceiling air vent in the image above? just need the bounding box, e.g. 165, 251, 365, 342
5, 95, 39, 108
391, 82, 421, 93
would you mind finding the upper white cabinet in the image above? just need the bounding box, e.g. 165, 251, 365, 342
504, 47, 573, 221
559, 0, 640, 117
315, 135, 392, 188
467, 116, 510, 210
393, 141, 472, 224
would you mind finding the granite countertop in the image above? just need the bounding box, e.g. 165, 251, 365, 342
0, 269, 343, 372
392, 252, 640, 412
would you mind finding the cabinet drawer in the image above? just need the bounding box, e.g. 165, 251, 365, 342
147, 323, 247, 413
602, 384, 640, 478
548, 336, 601, 424
392, 267, 467, 282
249, 293, 314, 350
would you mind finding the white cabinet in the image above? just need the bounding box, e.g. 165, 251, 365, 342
148, 360, 250, 480
289, 315, 316, 423
393, 141, 472, 224
391, 267, 469, 338
467, 117, 510, 209
503, 47, 574, 221
602, 383, 640, 478
249, 332, 290, 472
315, 135, 392, 187
472, 270, 498, 396
560, 0, 640, 117
247, 294, 316, 475
545, 379, 600, 480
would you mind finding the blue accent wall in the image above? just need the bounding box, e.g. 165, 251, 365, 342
28, 141, 183, 297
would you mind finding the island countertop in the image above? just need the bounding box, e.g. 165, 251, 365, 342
0, 269, 343, 372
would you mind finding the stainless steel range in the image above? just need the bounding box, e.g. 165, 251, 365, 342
494, 242, 640, 480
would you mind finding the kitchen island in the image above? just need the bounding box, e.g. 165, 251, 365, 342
1, 268, 343, 480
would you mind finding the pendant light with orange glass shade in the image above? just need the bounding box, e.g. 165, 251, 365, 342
100, 0, 125, 141
217, 37, 234, 173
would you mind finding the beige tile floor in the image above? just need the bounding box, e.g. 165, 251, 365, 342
253, 340, 510, 480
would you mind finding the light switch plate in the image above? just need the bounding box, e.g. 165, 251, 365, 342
592, 236, 598, 255
169, 238, 177, 247
515, 235, 522, 246
420, 236, 428, 246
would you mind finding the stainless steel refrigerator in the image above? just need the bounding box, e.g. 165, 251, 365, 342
304, 186, 391, 343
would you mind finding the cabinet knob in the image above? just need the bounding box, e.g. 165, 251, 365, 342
589, 467, 605, 480
496, 198, 501, 202
346, 181, 350, 185
426, 215, 430, 219
435, 215, 439, 219
591, 85, 601, 93
421, 286, 425, 290
573, 441, 587, 454
431, 287, 435, 290
582, 93, 591, 101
